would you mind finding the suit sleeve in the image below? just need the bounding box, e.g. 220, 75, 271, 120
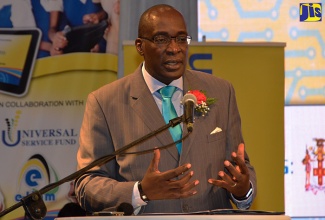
74, 92, 135, 212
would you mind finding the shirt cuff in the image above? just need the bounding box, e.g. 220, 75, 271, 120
132, 181, 147, 215
230, 181, 254, 210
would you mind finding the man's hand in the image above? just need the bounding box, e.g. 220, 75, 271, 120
140, 149, 199, 200
208, 143, 250, 198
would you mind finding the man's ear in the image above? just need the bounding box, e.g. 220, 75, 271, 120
135, 39, 144, 56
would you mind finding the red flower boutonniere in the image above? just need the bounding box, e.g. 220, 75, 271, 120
188, 90, 216, 116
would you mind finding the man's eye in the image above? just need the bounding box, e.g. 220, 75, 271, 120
177, 36, 187, 43
155, 37, 168, 43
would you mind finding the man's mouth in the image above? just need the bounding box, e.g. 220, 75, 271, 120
164, 60, 183, 68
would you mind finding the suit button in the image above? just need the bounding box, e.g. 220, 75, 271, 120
182, 204, 190, 212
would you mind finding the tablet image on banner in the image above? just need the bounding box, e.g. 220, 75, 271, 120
63, 20, 108, 53
0, 28, 41, 97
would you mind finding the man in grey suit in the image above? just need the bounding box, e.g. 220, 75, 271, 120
75, 4, 256, 214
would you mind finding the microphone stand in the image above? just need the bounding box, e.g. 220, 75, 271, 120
0, 116, 186, 220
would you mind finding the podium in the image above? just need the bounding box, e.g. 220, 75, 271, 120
56, 215, 291, 220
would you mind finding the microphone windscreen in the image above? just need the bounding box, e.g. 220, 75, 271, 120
182, 93, 197, 105
116, 202, 134, 216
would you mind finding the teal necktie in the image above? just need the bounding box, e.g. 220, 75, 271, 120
159, 86, 182, 154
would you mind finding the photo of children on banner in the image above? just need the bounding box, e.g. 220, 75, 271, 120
47, 0, 108, 55
0, 0, 120, 57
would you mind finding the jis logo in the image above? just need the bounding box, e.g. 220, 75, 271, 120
300, 3, 322, 22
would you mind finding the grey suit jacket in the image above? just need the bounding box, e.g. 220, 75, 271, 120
75, 64, 257, 213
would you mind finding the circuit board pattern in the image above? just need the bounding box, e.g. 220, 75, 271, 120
198, 0, 325, 105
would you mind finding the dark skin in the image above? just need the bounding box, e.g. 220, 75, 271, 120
135, 5, 250, 200
135, 6, 188, 85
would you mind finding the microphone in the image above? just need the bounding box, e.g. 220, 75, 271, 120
116, 202, 134, 216
182, 93, 197, 132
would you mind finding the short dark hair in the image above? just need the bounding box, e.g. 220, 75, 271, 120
138, 4, 182, 37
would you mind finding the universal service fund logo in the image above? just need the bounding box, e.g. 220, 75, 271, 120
300, 3, 322, 22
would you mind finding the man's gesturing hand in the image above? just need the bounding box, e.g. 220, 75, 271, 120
140, 149, 199, 201
208, 143, 251, 198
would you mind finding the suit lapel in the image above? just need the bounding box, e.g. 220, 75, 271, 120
129, 67, 179, 161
